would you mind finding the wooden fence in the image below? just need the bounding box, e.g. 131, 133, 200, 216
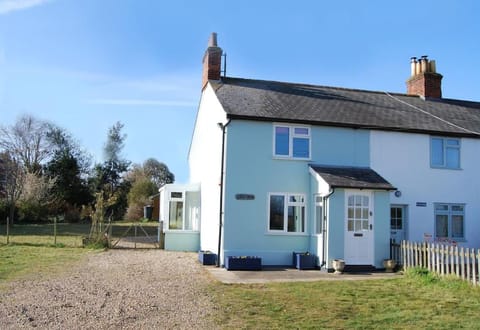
401, 240, 480, 285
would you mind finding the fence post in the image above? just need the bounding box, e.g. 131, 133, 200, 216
460, 247, 465, 280
477, 249, 480, 286
466, 248, 471, 282
471, 249, 477, 286
455, 245, 460, 277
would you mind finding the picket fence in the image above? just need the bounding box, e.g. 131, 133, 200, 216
401, 240, 480, 285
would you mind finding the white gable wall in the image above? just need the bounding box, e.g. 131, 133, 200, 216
188, 83, 228, 254
370, 130, 480, 247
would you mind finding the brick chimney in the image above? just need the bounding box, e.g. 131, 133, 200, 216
406, 56, 443, 98
202, 32, 223, 90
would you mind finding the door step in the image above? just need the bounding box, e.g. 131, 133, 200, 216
343, 264, 376, 273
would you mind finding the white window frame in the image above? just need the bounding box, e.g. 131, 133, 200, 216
273, 124, 311, 160
430, 137, 461, 169
434, 203, 465, 241
314, 195, 323, 235
166, 190, 199, 232
267, 192, 307, 234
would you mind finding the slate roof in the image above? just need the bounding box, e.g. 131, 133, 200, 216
212, 77, 480, 138
310, 165, 396, 191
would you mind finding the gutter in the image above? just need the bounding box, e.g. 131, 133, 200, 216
321, 188, 335, 269
217, 119, 231, 267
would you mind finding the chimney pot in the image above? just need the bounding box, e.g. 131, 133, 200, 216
208, 32, 218, 47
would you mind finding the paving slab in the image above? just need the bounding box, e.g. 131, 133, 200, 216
206, 266, 402, 284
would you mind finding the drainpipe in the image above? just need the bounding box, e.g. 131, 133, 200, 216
321, 188, 335, 269
217, 119, 231, 267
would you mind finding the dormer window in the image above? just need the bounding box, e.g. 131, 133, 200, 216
274, 124, 310, 159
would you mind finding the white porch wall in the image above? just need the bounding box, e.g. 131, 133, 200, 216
370, 130, 480, 247
188, 83, 228, 254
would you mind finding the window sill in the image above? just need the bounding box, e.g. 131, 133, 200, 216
265, 231, 309, 237
273, 156, 311, 161
430, 166, 462, 171
165, 229, 200, 233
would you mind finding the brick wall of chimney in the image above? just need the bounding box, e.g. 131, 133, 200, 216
202, 33, 222, 90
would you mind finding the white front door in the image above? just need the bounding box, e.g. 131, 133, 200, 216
344, 191, 374, 265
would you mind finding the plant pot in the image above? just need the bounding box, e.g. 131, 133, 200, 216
332, 259, 345, 274
225, 256, 262, 271
198, 251, 217, 265
383, 259, 397, 272
295, 253, 316, 270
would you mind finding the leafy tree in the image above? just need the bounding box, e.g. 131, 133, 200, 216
143, 158, 174, 188
44, 127, 93, 221
91, 122, 131, 221
125, 158, 174, 220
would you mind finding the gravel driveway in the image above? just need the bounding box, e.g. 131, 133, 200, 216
0, 250, 218, 329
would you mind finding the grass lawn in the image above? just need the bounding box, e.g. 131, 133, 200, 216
212, 270, 480, 329
0, 223, 95, 283
0, 221, 158, 283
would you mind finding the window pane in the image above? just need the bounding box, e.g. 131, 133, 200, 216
316, 205, 322, 234
269, 195, 285, 230
294, 127, 309, 135
446, 139, 459, 146
435, 215, 448, 238
275, 127, 289, 156
362, 208, 369, 219
348, 220, 354, 231
452, 205, 464, 212
171, 192, 183, 199
355, 220, 361, 231
362, 196, 369, 207
355, 208, 361, 219
292, 137, 309, 158
348, 208, 354, 219
446, 147, 460, 168
169, 201, 183, 230
287, 205, 305, 232
435, 204, 448, 211
452, 215, 464, 238
431, 138, 444, 166
348, 196, 354, 206
362, 220, 369, 230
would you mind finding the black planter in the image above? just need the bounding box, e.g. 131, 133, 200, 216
198, 251, 217, 265
294, 253, 316, 270
225, 256, 262, 270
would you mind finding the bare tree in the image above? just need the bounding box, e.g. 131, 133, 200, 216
0, 153, 25, 241
0, 115, 53, 173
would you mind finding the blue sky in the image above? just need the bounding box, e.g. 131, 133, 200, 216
1, 0, 479, 183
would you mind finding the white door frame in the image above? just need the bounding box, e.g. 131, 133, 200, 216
344, 190, 374, 265
390, 204, 408, 243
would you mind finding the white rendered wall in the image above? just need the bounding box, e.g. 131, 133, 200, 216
370, 130, 480, 247
188, 83, 228, 254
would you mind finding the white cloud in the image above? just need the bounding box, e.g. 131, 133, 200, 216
86, 98, 197, 107
0, 0, 53, 15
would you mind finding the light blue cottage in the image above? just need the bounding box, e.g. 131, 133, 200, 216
160, 33, 480, 270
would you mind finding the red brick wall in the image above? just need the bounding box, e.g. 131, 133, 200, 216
406, 72, 443, 98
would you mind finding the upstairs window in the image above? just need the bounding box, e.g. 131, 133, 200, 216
274, 125, 310, 159
431, 137, 460, 169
